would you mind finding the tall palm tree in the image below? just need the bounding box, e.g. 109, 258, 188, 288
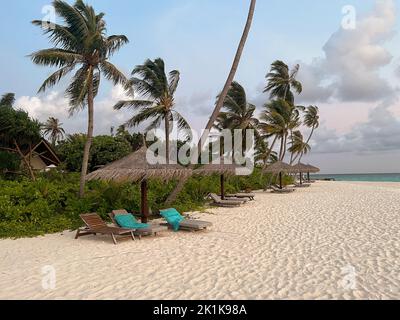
259, 99, 294, 161
165, 0, 256, 205
42, 117, 65, 146
264, 60, 302, 104
298, 105, 319, 163
31, 0, 129, 197
114, 58, 190, 162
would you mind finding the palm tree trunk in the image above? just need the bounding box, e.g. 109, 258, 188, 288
165, 0, 257, 206
79, 67, 94, 198
262, 135, 278, 170
165, 114, 170, 164
281, 133, 288, 160
196, 0, 256, 156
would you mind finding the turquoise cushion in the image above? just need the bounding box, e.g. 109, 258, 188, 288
160, 208, 184, 232
114, 214, 149, 229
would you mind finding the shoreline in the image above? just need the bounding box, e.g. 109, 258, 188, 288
1, 181, 399, 300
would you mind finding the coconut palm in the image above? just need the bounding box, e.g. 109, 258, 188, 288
42, 117, 65, 146
165, 0, 256, 205
31, 0, 129, 197
114, 58, 190, 162
303, 105, 320, 144
255, 139, 278, 166
264, 60, 302, 104
289, 131, 311, 164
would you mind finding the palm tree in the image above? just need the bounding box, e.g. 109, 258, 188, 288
303, 105, 320, 144
289, 131, 311, 164
255, 139, 278, 167
165, 0, 257, 205
217, 82, 260, 156
114, 58, 190, 162
264, 60, 302, 104
31, 0, 129, 197
259, 99, 294, 161
42, 117, 65, 146
0, 93, 15, 107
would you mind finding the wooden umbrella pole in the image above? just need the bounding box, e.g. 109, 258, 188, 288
279, 172, 283, 189
300, 172, 303, 185
141, 179, 149, 223
220, 174, 225, 200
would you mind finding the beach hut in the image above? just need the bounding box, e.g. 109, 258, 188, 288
193, 157, 242, 200
304, 164, 321, 182
264, 161, 298, 189
292, 163, 310, 185
86, 146, 191, 223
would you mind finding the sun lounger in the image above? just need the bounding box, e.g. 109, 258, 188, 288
76, 213, 135, 245
110, 210, 168, 239
294, 183, 311, 188
159, 208, 212, 232
225, 193, 255, 201
271, 186, 296, 194
209, 193, 245, 207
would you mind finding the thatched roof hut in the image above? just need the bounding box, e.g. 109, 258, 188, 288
305, 164, 320, 173
263, 161, 298, 189
292, 163, 310, 184
193, 157, 244, 199
86, 146, 191, 222
86, 146, 191, 183
263, 161, 298, 174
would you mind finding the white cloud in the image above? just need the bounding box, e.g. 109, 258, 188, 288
298, 0, 397, 103
16, 86, 134, 136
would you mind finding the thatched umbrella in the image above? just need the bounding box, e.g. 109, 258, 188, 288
264, 161, 298, 189
86, 146, 191, 223
304, 164, 320, 182
193, 158, 242, 200
292, 163, 310, 185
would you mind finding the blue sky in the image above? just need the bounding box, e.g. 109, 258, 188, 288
1, 0, 399, 173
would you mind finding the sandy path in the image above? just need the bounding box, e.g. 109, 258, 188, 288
0, 181, 399, 300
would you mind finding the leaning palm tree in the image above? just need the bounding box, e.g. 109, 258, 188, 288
31, 0, 130, 197
255, 139, 278, 167
42, 117, 65, 146
114, 58, 190, 162
264, 60, 303, 104
165, 0, 257, 205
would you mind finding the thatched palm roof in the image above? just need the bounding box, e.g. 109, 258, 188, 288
305, 164, 320, 173
292, 163, 310, 172
193, 157, 244, 176
263, 161, 298, 173
86, 146, 191, 182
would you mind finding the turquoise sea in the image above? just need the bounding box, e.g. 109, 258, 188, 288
311, 173, 400, 182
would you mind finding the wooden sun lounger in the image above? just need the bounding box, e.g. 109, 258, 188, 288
110, 210, 168, 239
159, 209, 213, 232
294, 183, 311, 188
209, 193, 244, 207
225, 193, 255, 201
76, 213, 135, 245
271, 186, 296, 194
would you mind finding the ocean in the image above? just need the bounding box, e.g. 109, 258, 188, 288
312, 173, 400, 182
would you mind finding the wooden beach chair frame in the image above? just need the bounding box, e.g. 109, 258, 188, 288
76, 213, 136, 245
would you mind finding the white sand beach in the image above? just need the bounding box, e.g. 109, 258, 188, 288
0, 181, 399, 300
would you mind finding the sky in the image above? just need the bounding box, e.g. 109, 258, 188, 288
0, 0, 399, 174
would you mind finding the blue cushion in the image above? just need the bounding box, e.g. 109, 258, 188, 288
114, 214, 150, 229
160, 208, 184, 231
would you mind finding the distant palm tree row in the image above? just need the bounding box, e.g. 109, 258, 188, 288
28, 0, 319, 199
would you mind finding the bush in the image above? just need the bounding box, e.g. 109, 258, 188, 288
0, 168, 292, 238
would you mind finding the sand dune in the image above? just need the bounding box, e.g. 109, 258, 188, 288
0, 181, 399, 300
